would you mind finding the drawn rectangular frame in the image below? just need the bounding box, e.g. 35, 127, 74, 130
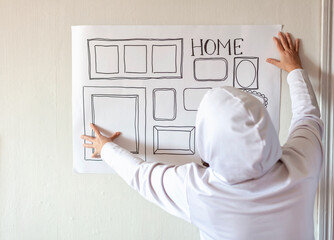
83, 86, 146, 161
183, 87, 212, 111
123, 45, 148, 74
94, 45, 119, 74
88, 38, 183, 80
91, 94, 139, 154
153, 126, 195, 155
152, 88, 177, 121
193, 58, 228, 81
152, 44, 178, 73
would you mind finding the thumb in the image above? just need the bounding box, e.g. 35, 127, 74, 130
110, 132, 121, 141
266, 58, 281, 68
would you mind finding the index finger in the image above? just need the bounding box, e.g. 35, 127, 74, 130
90, 123, 102, 137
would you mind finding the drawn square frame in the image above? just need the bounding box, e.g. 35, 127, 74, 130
152, 88, 177, 121
153, 126, 195, 155
193, 58, 228, 81
83, 86, 146, 161
152, 44, 177, 73
123, 45, 148, 74
233, 56, 259, 90
94, 45, 119, 74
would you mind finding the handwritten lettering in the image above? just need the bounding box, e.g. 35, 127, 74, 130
191, 38, 244, 56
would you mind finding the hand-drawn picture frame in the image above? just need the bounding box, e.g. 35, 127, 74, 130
153, 126, 195, 155
88, 38, 184, 80
83, 86, 146, 161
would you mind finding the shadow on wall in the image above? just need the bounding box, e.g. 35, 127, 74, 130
298, 41, 321, 91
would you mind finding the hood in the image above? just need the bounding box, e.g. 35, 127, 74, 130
196, 87, 282, 184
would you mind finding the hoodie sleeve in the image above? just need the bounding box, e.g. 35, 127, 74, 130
101, 142, 191, 222
284, 69, 323, 171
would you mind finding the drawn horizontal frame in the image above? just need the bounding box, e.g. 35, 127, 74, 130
87, 38, 183, 80
153, 126, 195, 155
193, 58, 228, 81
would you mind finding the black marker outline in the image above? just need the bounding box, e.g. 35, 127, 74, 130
193, 58, 228, 81
123, 45, 148, 74
153, 126, 195, 155
241, 89, 268, 108
233, 57, 259, 90
183, 87, 212, 111
91, 94, 139, 154
94, 45, 119, 74
83, 86, 146, 161
152, 88, 177, 121
152, 44, 177, 73
87, 38, 183, 80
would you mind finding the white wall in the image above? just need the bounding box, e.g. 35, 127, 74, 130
0, 0, 321, 239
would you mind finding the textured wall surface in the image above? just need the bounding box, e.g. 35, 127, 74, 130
0, 0, 321, 239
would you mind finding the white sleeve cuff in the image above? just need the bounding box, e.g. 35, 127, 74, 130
287, 68, 305, 83
101, 142, 144, 184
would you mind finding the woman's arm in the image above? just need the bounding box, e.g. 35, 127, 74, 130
81, 123, 191, 222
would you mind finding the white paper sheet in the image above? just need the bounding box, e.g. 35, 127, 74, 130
72, 25, 282, 173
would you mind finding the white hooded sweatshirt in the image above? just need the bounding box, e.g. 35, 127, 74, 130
101, 69, 323, 240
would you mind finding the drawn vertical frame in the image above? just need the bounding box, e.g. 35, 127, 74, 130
152, 88, 177, 121
90, 94, 139, 154
82, 86, 146, 161
193, 58, 228, 81
123, 45, 148, 74
87, 40, 92, 80
151, 44, 178, 73
233, 56, 259, 90
180, 38, 184, 79
94, 45, 120, 74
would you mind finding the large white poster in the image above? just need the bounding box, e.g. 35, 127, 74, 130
72, 25, 282, 173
